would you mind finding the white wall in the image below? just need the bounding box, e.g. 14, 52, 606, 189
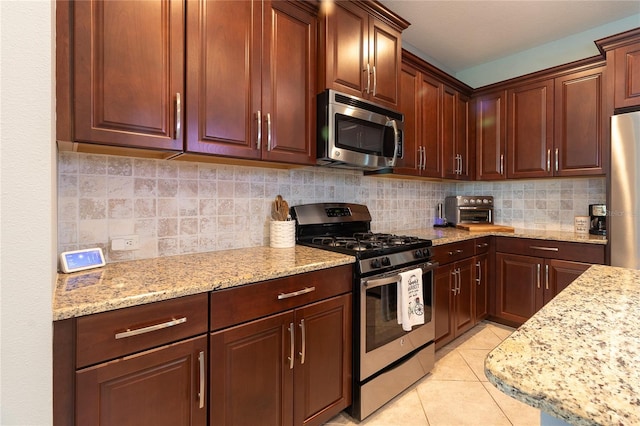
457, 14, 640, 88
0, 1, 55, 425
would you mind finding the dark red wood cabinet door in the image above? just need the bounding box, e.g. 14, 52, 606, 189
474, 254, 489, 321
420, 74, 443, 178
73, 0, 184, 151
210, 311, 294, 426
320, 1, 367, 97
475, 91, 506, 180
442, 86, 457, 179
496, 253, 540, 325
368, 16, 401, 108
76, 335, 207, 426
614, 42, 640, 109
507, 79, 554, 179
554, 67, 605, 176
547, 259, 591, 302
394, 63, 420, 175
261, 1, 316, 165
293, 294, 352, 426
185, 0, 261, 159
454, 259, 475, 336
434, 265, 453, 346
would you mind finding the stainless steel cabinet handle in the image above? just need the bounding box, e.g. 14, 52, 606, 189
299, 319, 306, 364
266, 113, 272, 151
457, 268, 461, 295
456, 249, 463, 254
423, 147, 427, 170
555, 148, 559, 172
114, 317, 187, 339
278, 287, 316, 300
537, 264, 541, 289
530, 246, 559, 252
459, 155, 463, 174
198, 351, 205, 409
256, 111, 262, 149
476, 243, 489, 248
476, 261, 481, 284
500, 154, 504, 175
545, 264, 549, 290
288, 322, 295, 369
175, 93, 181, 140
417, 147, 422, 169
451, 269, 457, 294
546, 149, 551, 172
372, 65, 377, 96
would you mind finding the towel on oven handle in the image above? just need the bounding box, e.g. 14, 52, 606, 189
397, 268, 424, 331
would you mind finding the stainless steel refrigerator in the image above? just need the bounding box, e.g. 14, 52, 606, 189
610, 111, 640, 268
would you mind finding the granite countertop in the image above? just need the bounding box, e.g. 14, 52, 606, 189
484, 265, 640, 426
53, 227, 606, 321
399, 226, 607, 246
53, 245, 355, 321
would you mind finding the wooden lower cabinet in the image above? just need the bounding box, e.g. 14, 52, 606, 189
474, 253, 489, 321
210, 293, 352, 426
495, 253, 593, 325
434, 258, 474, 348
76, 335, 207, 426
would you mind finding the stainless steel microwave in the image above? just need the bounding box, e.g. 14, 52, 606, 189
316, 89, 404, 170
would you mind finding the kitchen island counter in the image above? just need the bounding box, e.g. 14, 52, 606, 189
400, 226, 607, 246
484, 264, 640, 425
53, 245, 355, 321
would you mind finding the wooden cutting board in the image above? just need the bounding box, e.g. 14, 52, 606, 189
456, 224, 515, 232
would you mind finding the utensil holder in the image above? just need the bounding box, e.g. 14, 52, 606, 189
270, 220, 295, 248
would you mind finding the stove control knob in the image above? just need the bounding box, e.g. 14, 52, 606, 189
414, 249, 424, 258
381, 257, 391, 267
370, 258, 382, 269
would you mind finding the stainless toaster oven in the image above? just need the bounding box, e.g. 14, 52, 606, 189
445, 196, 493, 225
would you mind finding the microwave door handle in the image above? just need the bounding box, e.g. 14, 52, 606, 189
390, 120, 399, 167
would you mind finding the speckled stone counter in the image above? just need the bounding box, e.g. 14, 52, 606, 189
53, 246, 355, 321
401, 227, 607, 246
484, 265, 640, 426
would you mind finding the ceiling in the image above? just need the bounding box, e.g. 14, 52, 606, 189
378, 1, 640, 74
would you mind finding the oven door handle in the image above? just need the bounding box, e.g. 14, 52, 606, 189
363, 275, 400, 289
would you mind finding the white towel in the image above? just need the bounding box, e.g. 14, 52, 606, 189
397, 268, 424, 331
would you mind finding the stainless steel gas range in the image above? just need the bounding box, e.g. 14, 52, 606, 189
290, 203, 437, 421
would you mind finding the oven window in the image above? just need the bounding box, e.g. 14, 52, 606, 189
365, 270, 433, 353
459, 208, 492, 223
335, 114, 396, 156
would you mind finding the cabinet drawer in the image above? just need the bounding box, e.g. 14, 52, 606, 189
210, 264, 353, 331
474, 237, 491, 255
495, 237, 605, 264
432, 240, 475, 265
76, 293, 208, 368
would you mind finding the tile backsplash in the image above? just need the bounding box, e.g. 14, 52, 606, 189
58, 152, 606, 262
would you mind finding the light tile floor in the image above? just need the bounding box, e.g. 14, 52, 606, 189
325, 321, 541, 426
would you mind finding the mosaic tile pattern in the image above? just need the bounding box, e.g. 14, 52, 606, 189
58, 152, 606, 262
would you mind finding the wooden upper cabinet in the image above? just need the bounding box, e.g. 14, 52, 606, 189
420, 74, 444, 178
72, 0, 184, 151
443, 87, 472, 180
596, 28, 640, 110
475, 90, 507, 180
507, 79, 554, 179
319, 1, 408, 109
186, 0, 316, 165
395, 63, 421, 175
554, 66, 605, 176
613, 42, 640, 109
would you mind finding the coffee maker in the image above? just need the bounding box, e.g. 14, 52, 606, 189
589, 204, 607, 235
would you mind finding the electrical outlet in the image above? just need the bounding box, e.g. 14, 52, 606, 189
111, 235, 139, 251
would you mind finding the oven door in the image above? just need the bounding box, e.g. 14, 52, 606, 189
359, 262, 436, 380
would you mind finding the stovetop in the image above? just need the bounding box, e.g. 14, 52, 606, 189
291, 203, 433, 275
